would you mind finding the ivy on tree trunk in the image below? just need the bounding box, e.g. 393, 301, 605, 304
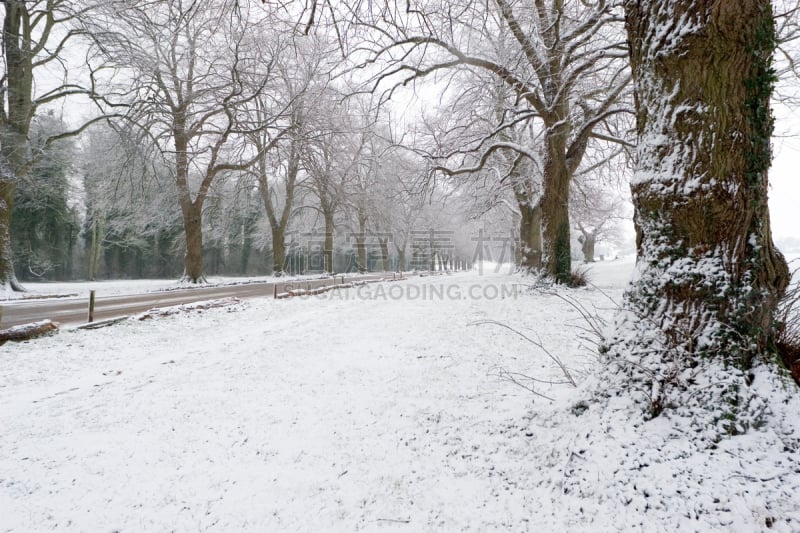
609, 0, 790, 426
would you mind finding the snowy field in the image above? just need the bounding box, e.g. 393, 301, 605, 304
1, 257, 799, 531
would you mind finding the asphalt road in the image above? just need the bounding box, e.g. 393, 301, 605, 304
0, 273, 398, 329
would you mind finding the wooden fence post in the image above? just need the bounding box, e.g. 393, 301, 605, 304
88, 290, 96, 323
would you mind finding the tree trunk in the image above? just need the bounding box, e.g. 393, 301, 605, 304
379, 237, 390, 272
356, 213, 367, 273
579, 230, 596, 263
259, 135, 299, 278
181, 205, 205, 283
0, 319, 58, 344
239, 219, 254, 275
518, 201, 543, 270
396, 244, 406, 272
323, 210, 335, 274
540, 132, 572, 283
0, 3, 34, 293
88, 215, 103, 281
612, 0, 789, 421
271, 225, 286, 276
0, 178, 23, 290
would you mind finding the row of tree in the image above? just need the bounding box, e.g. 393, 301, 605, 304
1, 0, 796, 422
1, 0, 629, 287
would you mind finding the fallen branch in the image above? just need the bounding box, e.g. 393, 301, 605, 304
133, 297, 242, 320
0, 319, 59, 345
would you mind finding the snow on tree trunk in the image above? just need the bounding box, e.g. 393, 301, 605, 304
607, 0, 789, 428
0, 177, 23, 291
579, 229, 596, 263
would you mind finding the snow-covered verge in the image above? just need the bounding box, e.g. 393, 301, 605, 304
1, 257, 798, 531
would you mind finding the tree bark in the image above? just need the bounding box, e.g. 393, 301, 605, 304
271, 226, 286, 276
540, 130, 572, 283
0, 0, 32, 292
355, 209, 367, 273
517, 201, 543, 270
88, 215, 103, 281
0, 178, 23, 290
180, 205, 205, 284
613, 0, 790, 419
323, 209, 335, 274
0, 319, 58, 344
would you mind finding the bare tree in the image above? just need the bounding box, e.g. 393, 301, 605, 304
254, 115, 303, 276
343, 0, 631, 283
94, 0, 287, 283
299, 88, 365, 273
420, 76, 548, 271
571, 148, 632, 263
248, 33, 333, 276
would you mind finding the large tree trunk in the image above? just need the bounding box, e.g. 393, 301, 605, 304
518, 201, 543, 270
180, 205, 205, 283
0, 178, 23, 291
0, 3, 34, 293
271, 225, 286, 276
540, 132, 572, 283
259, 135, 299, 278
611, 0, 789, 421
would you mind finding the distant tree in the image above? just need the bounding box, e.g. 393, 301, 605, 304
246, 33, 333, 276
300, 88, 365, 273
571, 157, 631, 263
94, 0, 288, 283
0, 0, 108, 291
349, 0, 631, 283
12, 114, 78, 281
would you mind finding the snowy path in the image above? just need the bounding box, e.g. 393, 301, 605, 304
1, 268, 592, 531
2, 259, 799, 532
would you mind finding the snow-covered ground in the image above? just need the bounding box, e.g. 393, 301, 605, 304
1, 257, 798, 531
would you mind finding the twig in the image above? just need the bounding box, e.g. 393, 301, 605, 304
469, 319, 576, 387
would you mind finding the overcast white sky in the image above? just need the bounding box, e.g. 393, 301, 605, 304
770, 104, 800, 241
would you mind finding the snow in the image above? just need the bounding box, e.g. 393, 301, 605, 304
1, 258, 799, 531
